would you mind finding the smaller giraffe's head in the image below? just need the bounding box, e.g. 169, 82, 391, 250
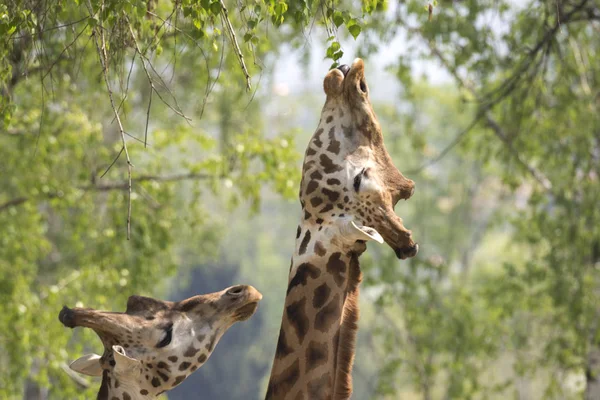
59, 285, 262, 397
300, 58, 418, 259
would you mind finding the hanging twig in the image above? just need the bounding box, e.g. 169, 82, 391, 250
124, 15, 191, 125
219, 0, 252, 90
86, 0, 133, 240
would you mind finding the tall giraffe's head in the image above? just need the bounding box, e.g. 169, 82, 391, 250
59, 285, 262, 399
300, 58, 418, 259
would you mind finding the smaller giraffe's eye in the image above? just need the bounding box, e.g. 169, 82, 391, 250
359, 80, 367, 93
157, 324, 173, 348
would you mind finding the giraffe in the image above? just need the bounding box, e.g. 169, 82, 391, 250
265, 59, 418, 400
59, 284, 262, 400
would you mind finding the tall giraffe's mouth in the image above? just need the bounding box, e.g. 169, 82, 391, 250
337, 64, 350, 77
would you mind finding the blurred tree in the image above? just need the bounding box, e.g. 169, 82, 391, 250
1, 0, 599, 398
359, 1, 600, 399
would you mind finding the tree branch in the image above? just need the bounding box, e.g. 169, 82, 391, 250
0, 173, 219, 213
0, 197, 29, 212
89, 172, 217, 191
399, 15, 558, 193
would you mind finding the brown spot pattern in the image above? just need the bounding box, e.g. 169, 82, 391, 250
286, 298, 309, 344
314, 129, 324, 147
326, 252, 347, 287
179, 362, 191, 371
305, 340, 329, 372
298, 230, 311, 255
313, 282, 331, 309
320, 154, 343, 174
310, 197, 323, 207
310, 170, 323, 180
287, 262, 320, 295
327, 127, 341, 154
320, 204, 334, 213
275, 328, 294, 359
265, 359, 300, 400
321, 187, 339, 202
315, 294, 340, 332
307, 372, 332, 399
172, 375, 186, 387
314, 241, 326, 256
157, 370, 169, 382
306, 180, 319, 195
183, 345, 200, 357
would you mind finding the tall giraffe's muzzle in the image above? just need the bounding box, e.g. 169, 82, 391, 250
376, 206, 419, 260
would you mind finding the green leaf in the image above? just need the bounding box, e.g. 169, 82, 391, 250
333, 11, 344, 28
348, 24, 361, 39
210, 1, 222, 14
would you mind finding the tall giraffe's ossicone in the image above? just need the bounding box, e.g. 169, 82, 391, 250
59, 285, 262, 400
266, 59, 418, 400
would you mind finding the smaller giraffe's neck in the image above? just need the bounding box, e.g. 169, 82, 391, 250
97, 370, 155, 400
267, 223, 363, 400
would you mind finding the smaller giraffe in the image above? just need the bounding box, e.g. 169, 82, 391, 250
59, 285, 262, 400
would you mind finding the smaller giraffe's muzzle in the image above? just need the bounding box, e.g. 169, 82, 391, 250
224, 285, 263, 322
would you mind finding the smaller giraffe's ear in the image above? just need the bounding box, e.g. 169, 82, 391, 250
70, 353, 103, 377
341, 220, 384, 244
112, 345, 141, 377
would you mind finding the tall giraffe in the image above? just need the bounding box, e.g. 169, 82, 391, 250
265, 59, 418, 400
59, 285, 262, 400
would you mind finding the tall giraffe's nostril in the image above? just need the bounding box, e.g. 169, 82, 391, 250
226, 285, 245, 297
337, 64, 350, 77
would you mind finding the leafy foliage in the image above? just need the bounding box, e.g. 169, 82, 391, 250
1, 0, 599, 399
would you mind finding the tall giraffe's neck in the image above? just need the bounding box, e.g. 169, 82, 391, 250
266, 223, 363, 400
97, 370, 155, 400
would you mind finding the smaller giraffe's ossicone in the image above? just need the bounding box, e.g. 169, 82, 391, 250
58, 305, 77, 328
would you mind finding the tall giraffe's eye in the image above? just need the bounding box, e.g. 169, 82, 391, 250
354, 168, 366, 192
157, 324, 173, 348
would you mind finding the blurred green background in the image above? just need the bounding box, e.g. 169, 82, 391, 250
1, 0, 599, 399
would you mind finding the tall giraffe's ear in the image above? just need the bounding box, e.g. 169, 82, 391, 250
323, 68, 344, 97
112, 345, 141, 377
340, 220, 384, 243
70, 353, 103, 376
